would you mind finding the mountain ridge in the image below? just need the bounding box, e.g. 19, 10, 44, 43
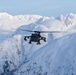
0, 13, 76, 75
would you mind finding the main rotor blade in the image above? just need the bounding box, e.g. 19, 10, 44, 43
17, 29, 34, 32
37, 31, 61, 33
39, 30, 76, 33
17, 29, 61, 33
17, 29, 64, 33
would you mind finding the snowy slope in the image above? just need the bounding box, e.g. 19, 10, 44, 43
0, 13, 76, 75
16, 33, 76, 75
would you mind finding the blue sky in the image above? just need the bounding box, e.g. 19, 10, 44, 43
0, 0, 76, 17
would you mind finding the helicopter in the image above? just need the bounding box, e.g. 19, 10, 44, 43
24, 31, 46, 44
18, 29, 60, 45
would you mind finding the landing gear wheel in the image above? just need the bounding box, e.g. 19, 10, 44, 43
29, 41, 32, 44
44, 38, 46, 42
37, 41, 41, 45
24, 37, 27, 41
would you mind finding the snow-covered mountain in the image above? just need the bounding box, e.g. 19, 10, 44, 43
0, 12, 76, 75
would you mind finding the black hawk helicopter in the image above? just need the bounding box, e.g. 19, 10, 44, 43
18, 29, 60, 45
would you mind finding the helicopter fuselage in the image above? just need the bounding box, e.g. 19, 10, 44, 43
24, 33, 46, 44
